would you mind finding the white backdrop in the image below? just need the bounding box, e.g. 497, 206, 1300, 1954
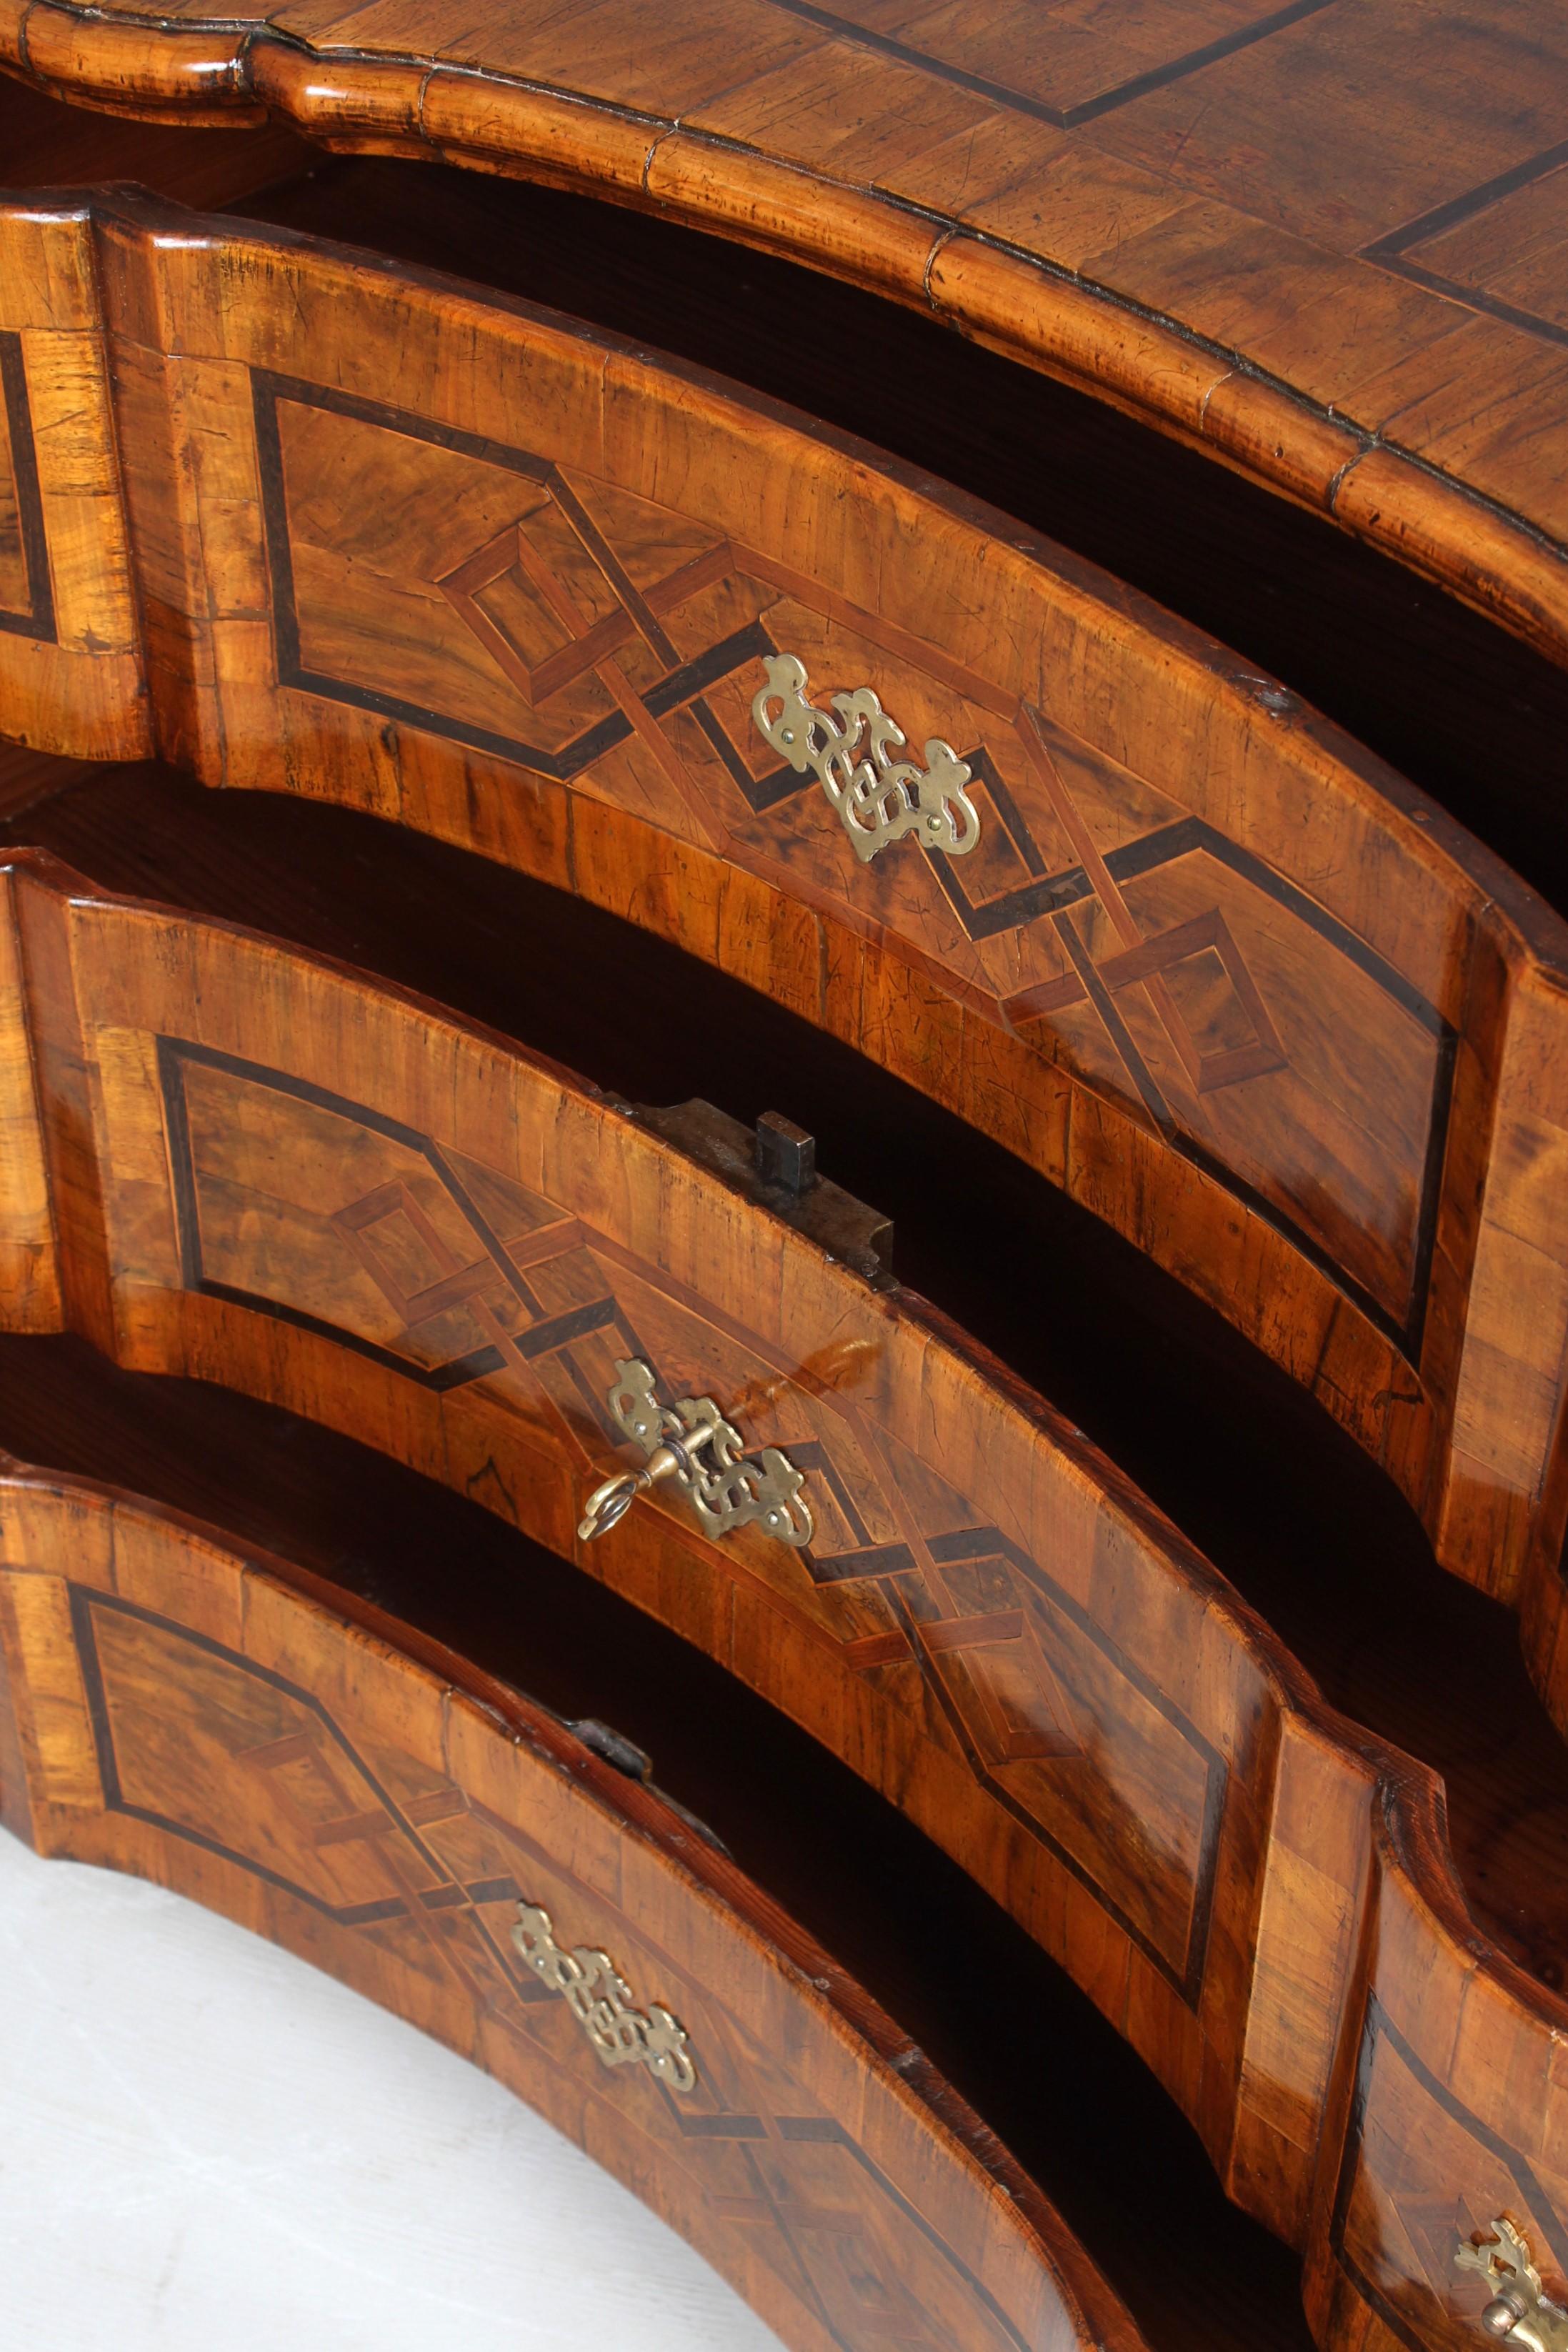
0, 1832, 780, 2349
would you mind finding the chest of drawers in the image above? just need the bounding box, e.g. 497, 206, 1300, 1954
6, 16, 1568, 2349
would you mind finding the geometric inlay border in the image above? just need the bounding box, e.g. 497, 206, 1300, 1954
66, 1579, 1046, 2352
0, 331, 56, 645
761, 0, 1345, 131
1329, 1990, 1568, 2351
251, 370, 776, 786
155, 1034, 1226, 2009
249, 379, 1456, 1367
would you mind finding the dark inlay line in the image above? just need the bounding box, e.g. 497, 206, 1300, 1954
762, 0, 1344, 133
1362, 135, 1568, 261
1062, 0, 1347, 126
0, 330, 56, 646
1116, 816, 1448, 1035
675, 2113, 771, 2139
804, 1540, 919, 1585
872, 1525, 1224, 2008
642, 621, 776, 719
255, 365, 776, 781
826, 2129, 1038, 2352
1372, 254, 1568, 354
199, 1282, 507, 1392
1329, 1992, 1568, 2347
254, 366, 555, 487
972, 748, 1049, 880
159, 1040, 517, 1392
69, 1583, 543, 2010
68, 1584, 459, 1923
1057, 908, 1177, 1137
784, 1437, 876, 1549
514, 1297, 619, 1359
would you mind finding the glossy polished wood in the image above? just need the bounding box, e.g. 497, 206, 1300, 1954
1, 839, 1567, 2350
11, 752, 1568, 2015
4, 2, 1568, 674
0, 1327, 1328, 2352
0, 1452, 1150, 2352
6, 184, 1568, 1709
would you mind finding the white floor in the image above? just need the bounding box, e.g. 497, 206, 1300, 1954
0, 1833, 780, 2349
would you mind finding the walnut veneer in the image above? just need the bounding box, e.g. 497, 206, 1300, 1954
1, 839, 1567, 2350
4, 34, 1568, 2350
6, 181, 1568, 1738
4, 0, 1568, 674
0, 1449, 1156, 2352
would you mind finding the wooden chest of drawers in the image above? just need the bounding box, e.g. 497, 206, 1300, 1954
6, 16, 1568, 2349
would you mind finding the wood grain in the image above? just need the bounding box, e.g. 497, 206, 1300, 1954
5, 184, 1568, 1713
0, 1450, 1147, 2352
9, 753, 1568, 2018
0, 839, 1566, 2348
0, 200, 146, 762
6, 0, 1568, 669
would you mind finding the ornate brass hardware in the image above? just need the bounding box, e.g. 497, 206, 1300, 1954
751, 652, 981, 863
578, 1358, 812, 1547
1456, 2219, 1568, 2346
511, 1902, 697, 2093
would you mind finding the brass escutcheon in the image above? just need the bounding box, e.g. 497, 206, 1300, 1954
578, 1358, 812, 1548
751, 652, 980, 863
1456, 2218, 1568, 2347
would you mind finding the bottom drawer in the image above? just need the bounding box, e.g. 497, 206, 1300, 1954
0, 1440, 1147, 2352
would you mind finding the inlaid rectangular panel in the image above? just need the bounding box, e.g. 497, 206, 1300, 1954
157, 1031, 1226, 1998
249, 361, 1454, 1354
7, 189, 1568, 1712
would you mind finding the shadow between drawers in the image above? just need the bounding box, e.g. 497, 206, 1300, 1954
2, 822, 1567, 2352
7, 755, 1565, 2001
231, 154, 1568, 928
0, 1330, 1308, 2352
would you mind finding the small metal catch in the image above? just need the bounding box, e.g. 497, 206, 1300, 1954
578, 1357, 812, 1548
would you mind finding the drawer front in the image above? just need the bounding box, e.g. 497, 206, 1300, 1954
6, 189, 1568, 1697
0, 1457, 1134, 2352
1, 844, 1565, 2348
0, 203, 146, 761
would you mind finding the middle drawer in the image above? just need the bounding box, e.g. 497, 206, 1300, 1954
1, 841, 1565, 2352
9, 180, 1562, 1675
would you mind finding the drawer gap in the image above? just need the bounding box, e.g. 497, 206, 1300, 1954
5, 749, 1566, 2005
0, 1323, 1311, 2352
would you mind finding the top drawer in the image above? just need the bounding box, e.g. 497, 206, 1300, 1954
4, 187, 1568, 1700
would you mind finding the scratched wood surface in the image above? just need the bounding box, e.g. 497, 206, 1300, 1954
5, 186, 1568, 1720
5, 0, 1568, 672
0, 1454, 1154, 2352
1, 841, 1567, 2350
